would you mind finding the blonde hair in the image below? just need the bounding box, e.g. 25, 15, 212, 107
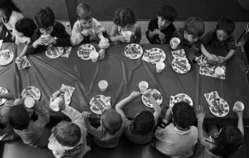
76, 3, 92, 20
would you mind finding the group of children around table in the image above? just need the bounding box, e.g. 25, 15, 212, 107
0, 0, 246, 158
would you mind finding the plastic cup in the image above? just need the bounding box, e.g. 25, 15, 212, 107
215, 67, 224, 76
170, 37, 181, 49
138, 81, 149, 93
233, 101, 245, 112
90, 51, 99, 62
24, 96, 35, 108
98, 80, 108, 92
50, 97, 63, 112
156, 62, 166, 73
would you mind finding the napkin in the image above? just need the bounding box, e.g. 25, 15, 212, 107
15, 56, 31, 70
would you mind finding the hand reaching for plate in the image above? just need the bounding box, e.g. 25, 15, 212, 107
196, 105, 206, 122
129, 91, 141, 99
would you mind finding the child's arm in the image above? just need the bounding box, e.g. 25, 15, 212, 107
61, 105, 82, 122
35, 101, 50, 127
201, 44, 218, 62
131, 25, 142, 43
219, 49, 235, 63
71, 21, 84, 46
115, 91, 141, 119
235, 110, 244, 136
110, 24, 126, 42
0, 93, 15, 100
147, 93, 161, 124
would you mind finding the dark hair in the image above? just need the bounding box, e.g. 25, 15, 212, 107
34, 7, 55, 29
53, 121, 81, 147
102, 109, 122, 135
8, 105, 30, 130
76, 3, 92, 20
132, 111, 155, 135
216, 17, 235, 35
211, 126, 243, 158
184, 17, 205, 38
172, 102, 197, 129
113, 8, 136, 27
15, 18, 36, 37
0, 0, 21, 21
158, 5, 177, 22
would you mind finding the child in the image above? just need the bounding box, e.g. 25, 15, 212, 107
110, 8, 142, 43
71, 3, 109, 59
0, 0, 23, 41
154, 102, 198, 158
146, 5, 177, 44
175, 17, 205, 61
201, 17, 236, 64
48, 100, 90, 158
196, 105, 244, 158
115, 91, 161, 144
84, 109, 124, 148
26, 7, 70, 55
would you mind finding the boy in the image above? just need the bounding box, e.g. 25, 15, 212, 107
146, 5, 177, 44
27, 7, 70, 55
202, 17, 236, 64
154, 102, 198, 158
115, 91, 161, 144
48, 102, 90, 158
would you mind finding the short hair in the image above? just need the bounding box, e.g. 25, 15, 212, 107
172, 102, 197, 129
184, 17, 205, 38
8, 105, 30, 130
34, 7, 55, 29
0, 0, 21, 21
113, 8, 136, 27
76, 3, 92, 20
15, 18, 37, 38
53, 121, 81, 147
158, 5, 177, 22
101, 109, 122, 135
216, 17, 235, 35
132, 111, 155, 135
211, 126, 243, 157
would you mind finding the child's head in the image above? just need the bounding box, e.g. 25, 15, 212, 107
172, 102, 197, 129
8, 105, 30, 130
34, 7, 55, 35
157, 5, 177, 29
132, 111, 155, 135
183, 17, 205, 44
51, 121, 81, 147
101, 109, 122, 135
113, 8, 136, 29
211, 126, 243, 157
15, 18, 36, 39
76, 3, 93, 29
0, 0, 21, 23
216, 17, 235, 42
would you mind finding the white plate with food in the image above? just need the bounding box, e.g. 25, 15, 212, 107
21, 86, 41, 101
171, 49, 186, 59
143, 48, 166, 64
77, 44, 96, 60
0, 87, 8, 105
89, 95, 111, 115
0, 49, 14, 66
171, 57, 191, 74
124, 43, 143, 59
141, 89, 163, 108
169, 93, 193, 108
45, 47, 64, 59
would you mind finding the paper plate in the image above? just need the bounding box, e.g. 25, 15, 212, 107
21, 86, 41, 101
77, 44, 96, 60
89, 95, 111, 115
124, 43, 143, 59
0, 87, 8, 105
143, 48, 166, 64
141, 89, 163, 108
0, 49, 14, 66
169, 93, 193, 108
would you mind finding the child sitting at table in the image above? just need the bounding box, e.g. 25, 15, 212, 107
110, 8, 142, 44
175, 17, 205, 61
154, 102, 198, 158
195, 105, 244, 158
26, 7, 70, 55
115, 91, 161, 144
48, 101, 90, 158
146, 5, 177, 44
201, 17, 236, 64
83, 109, 124, 148
71, 3, 109, 59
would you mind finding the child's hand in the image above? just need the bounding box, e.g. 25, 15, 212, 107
196, 105, 206, 122
217, 56, 225, 64
81, 29, 93, 36
98, 49, 105, 60
207, 54, 219, 64
129, 91, 141, 99
13, 98, 23, 106
32, 36, 47, 48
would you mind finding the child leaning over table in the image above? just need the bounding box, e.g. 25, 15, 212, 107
71, 3, 109, 59
83, 109, 124, 148
110, 8, 142, 44
195, 105, 244, 158
154, 102, 198, 158
48, 92, 90, 158
25, 7, 70, 55
146, 5, 177, 44
201, 17, 236, 64
0, 93, 50, 147
115, 91, 161, 145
